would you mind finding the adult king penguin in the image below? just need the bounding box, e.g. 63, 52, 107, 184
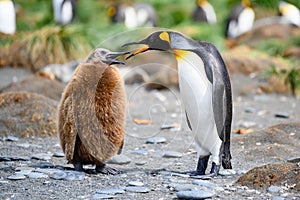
58, 48, 128, 174
192, 0, 217, 24
123, 31, 233, 178
225, 0, 255, 39
52, 0, 76, 26
0, 0, 16, 34
278, 1, 300, 27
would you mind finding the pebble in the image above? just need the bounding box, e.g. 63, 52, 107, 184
131, 149, 148, 155
176, 189, 215, 199
92, 193, 115, 199
219, 169, 236, 176
163, 151, 182, 158
267, 186, 281, 193
96, 188, 125, 195
169, 183, 198, 191
241, 121, 257, 128
31, 153, 52, 161
5, 136, 19, 142
0, 156, 30, 161
244, 107, 255, 113
135, 160, 148, 165
108, 155, 131, 165
192, 180, 224, 192
34, 168, 63, 175
29, 162, 55, 168
52, 152, 65, 158
28, 172, 49, 179
7, 174, 26, 180
50, 170, 84, 181
16, 169, 33, 176
274, 113, 289, 119
125, 186, 150, 193
16, 143, 31, 148
146, 137, 166, 144
272, 196, 285, 200
287, 157, 300, 163
128, 181, 144, 187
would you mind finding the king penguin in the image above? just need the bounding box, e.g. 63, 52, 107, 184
192, 0, 217, 24
52, 0, 76, 26
123, 31, 233, 178
0, 0, 16, 34
225, 0, 255, 39
58, 48, 128, 174
278, 1, 300, 27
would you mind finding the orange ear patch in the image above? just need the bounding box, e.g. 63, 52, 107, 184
159, 32, 170, 43
107, 7, 116, 17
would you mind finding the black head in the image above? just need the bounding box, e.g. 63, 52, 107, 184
85, 48, 130, 65
123, 31, 194, 59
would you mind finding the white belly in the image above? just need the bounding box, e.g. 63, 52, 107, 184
177, 51, 222, 163
0, 1, 16, 34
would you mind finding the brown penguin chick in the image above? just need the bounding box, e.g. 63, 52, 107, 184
57, 48, 127, 174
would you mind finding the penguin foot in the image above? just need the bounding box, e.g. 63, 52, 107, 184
96, 164, 120, 175
73, 162, 84, 171
190, 162, 220, 179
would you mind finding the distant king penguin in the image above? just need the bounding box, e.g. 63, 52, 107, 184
58, 48, 127, 174
52, 0, 76, 25
0, 0, 16, 34
225, 0, 255, 38
278, 1, 300, 27
192, 0, 217, 24
124, 31, 233, 178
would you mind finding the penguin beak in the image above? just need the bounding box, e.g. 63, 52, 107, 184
104, 51, 130, 65
122, 41, 150, 60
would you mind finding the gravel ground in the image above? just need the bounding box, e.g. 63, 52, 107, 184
0, 71, 300, 199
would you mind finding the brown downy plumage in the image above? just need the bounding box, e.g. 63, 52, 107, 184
57, 48, 127, 174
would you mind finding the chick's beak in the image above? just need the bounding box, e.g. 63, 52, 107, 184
122, 41, 150, 60
104, 51, 130, 65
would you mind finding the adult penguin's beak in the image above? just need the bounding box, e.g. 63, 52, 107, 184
122, 41, 149, 60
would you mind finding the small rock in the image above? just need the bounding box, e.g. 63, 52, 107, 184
256, 142, 262, 146
219, 169, 236, 176
31, 153, 52, 161
176, 189, 215, 199
128, 181, 144, 187
241, 121, 257, 128
272, 196, 285, 200
50, 170, 84, 181
267, 186, 281, 193
163, 151, 182, 158
244, 107, 255, 113
28, 172, 48, 179
237, 170, 248, 175
92, 193, 115, 199
274, 113, 289, 119
34, 168, 62, 175
5, 136, 19, 142
169, 183, 198, 191
16, 143, 30, 148
0, 180, 9, 184
52, 152, 65, 157
125, 186, 150, 193
29, 162, 55, 168
131, 149, 148, 155
0, 156, 30, 162
135, 160, 148, 165
96, 188, 125, 195
16, 169, 33, 176
146, 137, 166, 144
192, 180, 224, 192
287, 157, 300, 163
7, 174, 26, 180
107, 155, 131, 165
